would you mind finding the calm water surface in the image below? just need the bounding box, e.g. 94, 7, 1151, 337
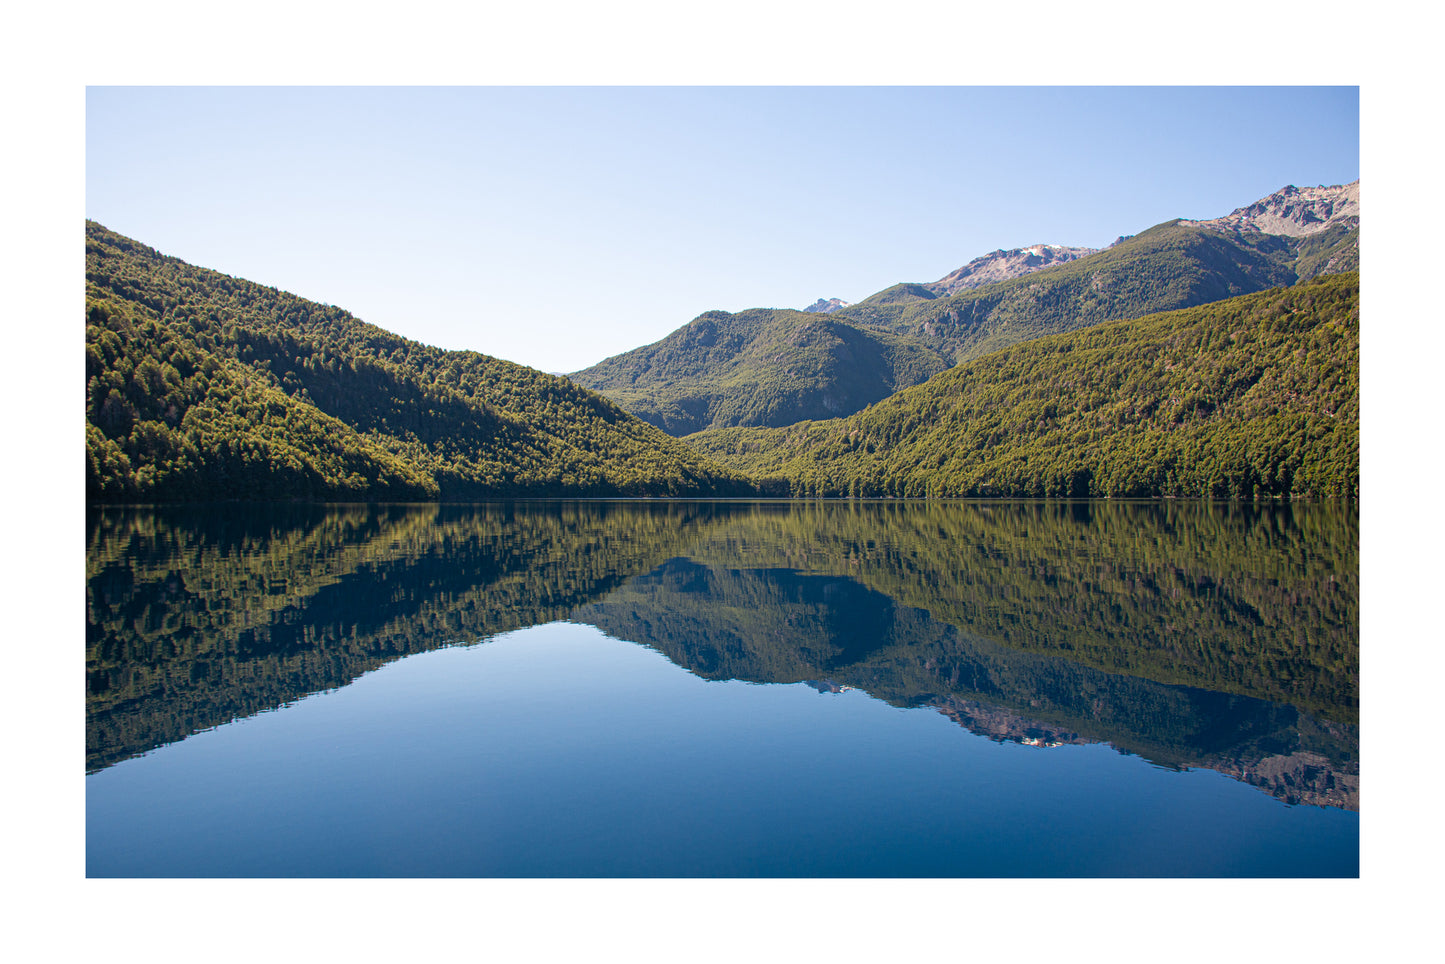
86, 501, 1358, 876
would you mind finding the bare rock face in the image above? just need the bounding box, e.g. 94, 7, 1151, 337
1183, 180, 1361, 238
801, 180, 1359, 317
929, 695, 1359, 810
930, 696, 1088, 748
1210, 751, 1359, 810
925, 244, 1101, 296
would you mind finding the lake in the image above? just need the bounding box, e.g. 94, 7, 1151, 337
85, 500, 1358, 877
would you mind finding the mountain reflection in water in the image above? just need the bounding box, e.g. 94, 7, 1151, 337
86, 500, 1357, 809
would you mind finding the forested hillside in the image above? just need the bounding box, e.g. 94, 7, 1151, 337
575, 208, 1359, 436
687, 272, 1359, 499
661, 500, 1357, 726
85, 223, 755, 501
833, 221, 1345, 363
570, 307, 950, 435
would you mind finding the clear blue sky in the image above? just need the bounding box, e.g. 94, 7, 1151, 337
86, 86, 1358, 373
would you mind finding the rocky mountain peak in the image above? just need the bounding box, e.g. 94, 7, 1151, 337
1183, 180, 1360, 238
802, 297, 850, 314
925, 243, 1101, 297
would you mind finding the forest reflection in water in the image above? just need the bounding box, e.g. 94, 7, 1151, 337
86, 499, 1357, 813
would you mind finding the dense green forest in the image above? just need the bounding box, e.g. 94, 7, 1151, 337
836, 222, 1312, 361
85, 221, 1359, 503
570, 307, 951, 435
576, 557, 1355, 807
85, 223, 755, 501
90, 501, 1356, 772
86, 501, 747, 770
688, 273, 1359, 499
672, 500, 1357, 723
574, 219, 1359, 434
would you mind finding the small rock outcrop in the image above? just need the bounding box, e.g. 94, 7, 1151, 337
802, 297, 850, 314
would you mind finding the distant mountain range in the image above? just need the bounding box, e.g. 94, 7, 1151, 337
571, 182, 1360, 437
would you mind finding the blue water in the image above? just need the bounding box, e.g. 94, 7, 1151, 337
87, 621, 1357, 877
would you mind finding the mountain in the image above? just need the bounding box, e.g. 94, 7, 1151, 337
575, 181, 1361, 436
924, 243, 1101, 296
567, 307, 951, 436
85, 223, 755, 502
851, 281, 941, 308
1182, 181, 1360, 238
830, 210, 1357, 365
802, 297, 850, 313
1181, 180, 1361, 282
686, 271, 1359, 500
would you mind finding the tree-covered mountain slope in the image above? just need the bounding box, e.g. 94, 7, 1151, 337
841, 181, 1360, 360
573, 183, 1359, 437
835, 221, 1312, 362
685, 271, 1359, 499
568, 307, 950, 436
85, 223, 755, 501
